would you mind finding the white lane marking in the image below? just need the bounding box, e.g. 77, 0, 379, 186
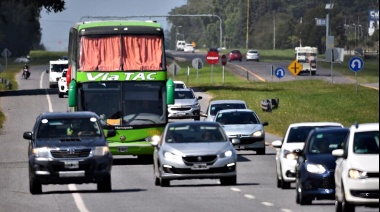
40, 71, 88, 212
230, 187, 241, 192
40, 72, 54, 113
244, 194, 255, 199
281, 209, 293, 212
261, 202, 274, 206
68, 185, 90, 212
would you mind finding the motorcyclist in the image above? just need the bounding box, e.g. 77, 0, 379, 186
22, 63, 30, 79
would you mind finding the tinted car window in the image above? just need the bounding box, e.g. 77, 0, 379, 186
166, 123, 227, 143
353, 131, 379, 154
210, 103, 246, 116
215, 111, 259, 125
175, 90, 195, 99
308, 131, 348, 154
287, 126, 342, 143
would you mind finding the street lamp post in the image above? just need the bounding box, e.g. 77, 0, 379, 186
325, 3, 334, 51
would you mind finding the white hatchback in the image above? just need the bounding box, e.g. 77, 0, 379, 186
333, 123, 379, 212
183, 43, 194, 53
271, 122, 344, 189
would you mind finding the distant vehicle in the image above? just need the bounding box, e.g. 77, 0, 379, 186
246, 49, 260, 62
201, 99, 248, 122
295, 127, 350, 205
183, 43, 195, 53
228, 49, 242, 62
174, 80, 187, 89
152, 121, 239, 187
333, 123, 379, 212
176, 40, 186, 51
23, 111, 116, 194
214, 109, 268, 155
295, 46, 318, 75
47, 59, 68, 88
14, 57, 30, 63
168, 88, 202, 120
271, 122, 344, 189
208, 48, 219, 53
58, 69, 68, 98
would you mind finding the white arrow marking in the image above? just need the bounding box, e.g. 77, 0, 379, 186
351, 59, 362, 69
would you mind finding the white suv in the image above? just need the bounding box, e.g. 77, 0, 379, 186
272, 122, 344, 189
168, 88, 202, 120
333, 123, 379, 212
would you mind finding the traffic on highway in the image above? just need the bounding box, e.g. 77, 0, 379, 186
0, 58, 377, 211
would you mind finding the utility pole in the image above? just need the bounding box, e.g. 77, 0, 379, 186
246, 0, 249, 49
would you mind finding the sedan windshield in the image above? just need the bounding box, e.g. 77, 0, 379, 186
166, 123, 227, 143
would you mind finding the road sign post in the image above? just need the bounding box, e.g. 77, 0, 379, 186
287, 60, 303, 76
206, 51, 219, 83
192, 58, 203, 83
349, 57, 364, 92
221, 55, 227, 84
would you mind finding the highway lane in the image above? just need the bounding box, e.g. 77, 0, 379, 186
0, 65, 377, 212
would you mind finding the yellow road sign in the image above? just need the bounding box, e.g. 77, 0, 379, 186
287, 60, 303, 76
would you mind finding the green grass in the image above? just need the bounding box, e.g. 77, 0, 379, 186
0, 50, 378, 137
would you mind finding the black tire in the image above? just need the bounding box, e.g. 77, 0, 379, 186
276, 173, 281, 188
297, 182, 312, 205
342, 187, 355, 212
97, 174, 112, 192
220, 176, 237, 185
335, 198, 343, 212
29, 171, 42, 195
256, 148, 265, 155
58, 93, 64, 98
281, 178, 291, 189
160, 178, 170, 187
194, 116, 200, 121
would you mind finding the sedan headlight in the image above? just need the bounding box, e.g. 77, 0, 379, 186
94, 146, 110, 156
219, 150, 233, 158
252, 130, 263, 137
32, 147, 50, 158
306, 163, 326, 174
163, 151, 182, 163
348, 169, 368, 179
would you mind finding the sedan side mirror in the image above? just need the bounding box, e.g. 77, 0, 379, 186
231, 138, 240, 145
23, 131, 33, 140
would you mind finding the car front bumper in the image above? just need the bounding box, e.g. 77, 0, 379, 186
29, 154, 112, 184
344, 177, 379, 205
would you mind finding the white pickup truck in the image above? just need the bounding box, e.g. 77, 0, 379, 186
47, 59, 68, 88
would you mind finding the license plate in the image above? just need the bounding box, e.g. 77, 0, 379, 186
191, 163, 208, 170
117, 146, 128, 152
64, 161, 79, 169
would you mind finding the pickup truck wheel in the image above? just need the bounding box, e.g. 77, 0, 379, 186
97, 174, 112, 192
29, 174, 42, 195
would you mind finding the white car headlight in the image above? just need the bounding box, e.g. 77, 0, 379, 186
348, 169, 368, 179
33, 147, 50, 158
220, 150, 233, 158
252, 130, 263, 137
163, 151, 182, 162
94, 146, 110, 156
283, 149, 297, 160
306, 163, 326, 174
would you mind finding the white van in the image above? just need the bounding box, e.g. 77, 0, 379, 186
47, 59, 68, 88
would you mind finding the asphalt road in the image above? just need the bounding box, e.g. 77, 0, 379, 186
0, 64, 377, 212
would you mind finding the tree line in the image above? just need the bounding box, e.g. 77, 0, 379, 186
0, 0, 378, 56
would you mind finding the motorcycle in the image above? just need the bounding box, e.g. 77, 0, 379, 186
22, 68, 30, 80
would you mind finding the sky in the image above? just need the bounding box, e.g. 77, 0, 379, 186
40, 0, 187, 51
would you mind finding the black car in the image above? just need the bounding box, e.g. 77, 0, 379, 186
295, 127, 350, 205
23, 111, 116, 194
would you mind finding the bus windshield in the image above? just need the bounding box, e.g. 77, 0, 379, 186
79, 35, 163, 71
78, 81, 166, 126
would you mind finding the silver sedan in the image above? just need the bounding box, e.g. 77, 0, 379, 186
152, 121, 239, 187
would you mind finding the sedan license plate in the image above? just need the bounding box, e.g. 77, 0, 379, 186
191, 163, 208, 170
64, 161, 79, 169
117, 146, 128, 152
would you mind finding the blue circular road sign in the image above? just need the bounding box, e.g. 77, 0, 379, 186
349, 57, 364, 72
274, 67, 285, 78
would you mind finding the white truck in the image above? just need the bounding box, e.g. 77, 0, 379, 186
176, 40, 186, 51
47, 59, 68, 88
294, 46, 318, 75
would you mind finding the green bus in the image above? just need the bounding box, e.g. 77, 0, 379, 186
66, 19, 174, 160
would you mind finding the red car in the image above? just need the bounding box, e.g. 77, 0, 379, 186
228, 49, 242, 62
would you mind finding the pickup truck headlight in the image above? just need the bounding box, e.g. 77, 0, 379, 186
32, 147, 50, 158
348, 169, 368, 179
94, 146, 110, 156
